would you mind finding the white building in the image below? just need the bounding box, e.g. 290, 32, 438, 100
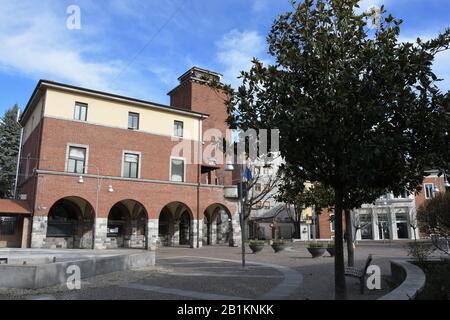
352, 191, 419, 241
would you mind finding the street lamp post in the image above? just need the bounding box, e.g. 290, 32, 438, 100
77, 164, 114, 249
226, 160, 246, 268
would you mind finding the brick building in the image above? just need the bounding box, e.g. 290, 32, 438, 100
10, 67, 241, 249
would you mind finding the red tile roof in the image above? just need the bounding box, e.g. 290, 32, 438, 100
0, 200, 31, 215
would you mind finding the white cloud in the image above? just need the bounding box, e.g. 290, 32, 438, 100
216, 29, 268, 88
252, 0, 271, 13
358, 0, 385, 10
0, 0, 155, 96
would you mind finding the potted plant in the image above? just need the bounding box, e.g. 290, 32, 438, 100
249, 240, 265, 253
307, 242, 326, 258
271, 240, 287, 253
326, 242, 335, 257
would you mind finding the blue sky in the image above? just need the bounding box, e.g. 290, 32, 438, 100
0, 0, 449, 115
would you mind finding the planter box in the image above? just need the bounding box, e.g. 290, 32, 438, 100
326, 247, 335, 257
271, 244, 286, 253
249, 244, 264, 253
307, 247, 325, 258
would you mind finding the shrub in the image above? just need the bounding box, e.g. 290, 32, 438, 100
249, 240, 265, 246
308, 242, 324, 248
327, 242, 335, 248
406, 241, 435, 263
272, 240, 286, 245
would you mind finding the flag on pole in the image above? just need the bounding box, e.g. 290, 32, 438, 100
243, 166, 253, 182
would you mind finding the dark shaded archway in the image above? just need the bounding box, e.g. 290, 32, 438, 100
158, 202, 193, 247
202, 204, 233, 246
46, 197, 94, 249
107, 200, 148, 249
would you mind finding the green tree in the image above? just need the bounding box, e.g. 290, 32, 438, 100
0, 104, 21, 198
221, 0, 450, 298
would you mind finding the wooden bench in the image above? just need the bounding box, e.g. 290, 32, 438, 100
345, 254, 373, 294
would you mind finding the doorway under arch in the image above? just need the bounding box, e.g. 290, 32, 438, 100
158, 202, 193, 247
107, 200, 148, 249
46, 197, 94, 249
202, 204, 233, 246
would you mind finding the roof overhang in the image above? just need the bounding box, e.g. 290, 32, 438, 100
0, 200, 31, 215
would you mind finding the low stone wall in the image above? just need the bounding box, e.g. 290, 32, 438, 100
378, 259, 426, 300
0, 251, 155, 289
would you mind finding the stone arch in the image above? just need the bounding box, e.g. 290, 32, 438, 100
46, 196, 95, 249
107, 199, 149, 249
202, 203, 233, 246
158, 202, 194, 247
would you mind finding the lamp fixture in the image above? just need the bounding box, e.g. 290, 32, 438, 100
78, 176, 84, 184
108, 184, 114, 193
225, 161, 234, 172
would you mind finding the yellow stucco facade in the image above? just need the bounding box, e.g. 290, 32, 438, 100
23, 87, 202, 143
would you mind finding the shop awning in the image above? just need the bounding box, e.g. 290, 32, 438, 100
0, 200, 31, 215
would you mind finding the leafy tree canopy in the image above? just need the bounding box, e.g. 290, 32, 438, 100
220, 0, 450, 298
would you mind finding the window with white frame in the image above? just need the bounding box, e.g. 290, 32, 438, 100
67, 146, 86, 174
74, 102, 88, 121
174, 120, 183, 137
123, 153, 140, 179
171, 158, 185, 182
128, 112, 139, 130
424, 183, 434, 199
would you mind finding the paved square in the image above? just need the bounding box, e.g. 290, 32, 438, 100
0, 242, 412, 300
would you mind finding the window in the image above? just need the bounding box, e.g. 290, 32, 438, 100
74, 102, 88, 121
424, 183, 434, 199
171, 158, 185, 182
264, 201, 271, 209
174, 120, 184, 137
123, 153, 140, 179
255, 183, 262, 192
67, 146, 86, 174
128, 112, 139, 130
330, 215, 335, 232
0, 216, 16, 235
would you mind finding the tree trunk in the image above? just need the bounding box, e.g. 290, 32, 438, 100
345, 209, 354, 267
293, 221, 301, 239
334, 188, 347, 300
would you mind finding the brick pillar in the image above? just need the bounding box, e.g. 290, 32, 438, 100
21, 216, 31, 248
94, 218, 108, 249
31, 216, 47, 248
147, 219, 159, 250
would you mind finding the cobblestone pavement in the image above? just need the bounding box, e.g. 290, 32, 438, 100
0, 242, 411, 300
